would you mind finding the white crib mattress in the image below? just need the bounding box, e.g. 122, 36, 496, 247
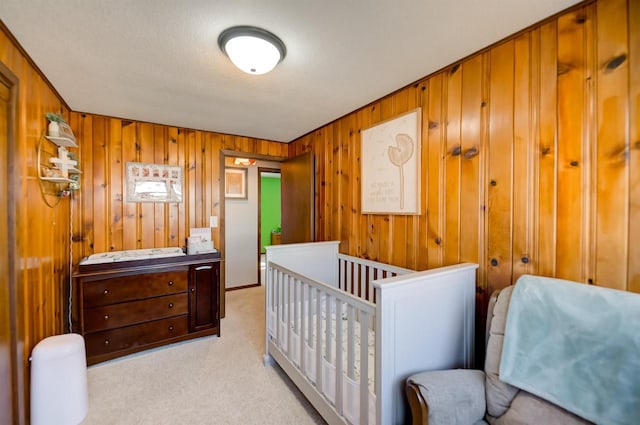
269, 310, 375, 388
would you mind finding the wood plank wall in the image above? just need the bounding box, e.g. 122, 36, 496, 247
69, 113, 287, 262
0, 23, 71, 422
289, 0, 639, 301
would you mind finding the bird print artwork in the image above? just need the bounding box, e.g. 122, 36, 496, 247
388, 133, 414, 210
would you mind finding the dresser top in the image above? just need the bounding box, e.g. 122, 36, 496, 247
75, 251, 221, 277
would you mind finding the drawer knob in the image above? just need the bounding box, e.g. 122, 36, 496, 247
104, 340, 110, 345
168, 325, 174, 331
168, 303, 174, 308
103, 289, 109, 295
191, 288, 195, 293
104, 315, 109, 320
168, 281, 173, 286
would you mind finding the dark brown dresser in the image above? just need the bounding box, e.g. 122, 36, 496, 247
74, 252, 221, 365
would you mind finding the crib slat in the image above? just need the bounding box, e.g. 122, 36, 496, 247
316, 287, 323, 392
347, 305, 355, 380
300, 281, 307, 373
325, 294, 332, 364
287, 274, 292, 357
275, 270, 281, 346
360, 311, 369, 425
335, 299, 344, 415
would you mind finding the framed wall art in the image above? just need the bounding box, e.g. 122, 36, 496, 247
361, 108, 421, 215
225, 167, 248, 199
125, 162, 183, 203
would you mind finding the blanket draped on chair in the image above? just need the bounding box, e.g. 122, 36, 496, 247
499, 275, 640, 425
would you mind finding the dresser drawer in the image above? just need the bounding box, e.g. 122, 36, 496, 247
83, 293, 188, 332
85, 315, 189, 357
83, 270, 188, 307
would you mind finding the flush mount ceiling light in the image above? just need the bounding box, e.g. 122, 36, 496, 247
218, 26, 286, 75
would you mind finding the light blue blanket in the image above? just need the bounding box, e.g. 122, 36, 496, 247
499, 275, 640, 425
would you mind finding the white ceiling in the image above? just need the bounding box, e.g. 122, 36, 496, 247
0, 0, 580, 143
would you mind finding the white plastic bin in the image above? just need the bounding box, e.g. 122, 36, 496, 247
31, 333, 88, 425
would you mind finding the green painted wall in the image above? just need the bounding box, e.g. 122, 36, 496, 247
260, 176, 281, 253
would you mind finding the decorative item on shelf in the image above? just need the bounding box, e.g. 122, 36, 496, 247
45, 111, 76, 145
45, 112, 64, 137
270, 226, 281, 245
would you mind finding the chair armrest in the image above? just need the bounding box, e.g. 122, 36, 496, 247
406, 369, 486, 425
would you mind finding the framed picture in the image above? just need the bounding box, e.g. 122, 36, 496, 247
361, 108, 421, 215
225, 167, 248, 199
125, 162, 183, 203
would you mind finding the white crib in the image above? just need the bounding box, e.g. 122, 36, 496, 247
264, 241, 478, 425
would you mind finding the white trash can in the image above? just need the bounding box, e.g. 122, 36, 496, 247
31, 333, 88, 425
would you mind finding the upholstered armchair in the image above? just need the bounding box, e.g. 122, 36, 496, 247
405, 277, 640, 425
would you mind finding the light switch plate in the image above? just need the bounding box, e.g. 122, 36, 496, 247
210, 216, 218, 228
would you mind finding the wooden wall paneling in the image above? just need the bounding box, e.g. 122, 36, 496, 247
556, 9, 587, 282
406, 84, 421, 270
595, 0, 629, 290
202, 132, 213, 246
210, 132, 222, 248
121, 120, 138, 250
80, 114, 95, 256
185, 129, 197, 243
511, 33, 534, 281
177, 128, 187, 248
416, 82, 430, 270
362, 104, 380, 260
582, 3, 597, 287
109, 118, 123, 252
92, 116, 108, 254
629, 0, 640, 293
69, 113, 82, 264
486, 40, 515, 294
166, 127, 180, 246
444, 64, 462, 267
459, 56, 483, 271
194, 131, 204, 228
352, 111, 363, 257
390, 88, 410, 268
343, 113, 357, 256
334, 121, 344, 248
426, 74, 444, 269
138, 123, 155, 248
153, 124, 167, 247
377, 96, 394, 265
321, 128, 331, 245
338, 118, 351, 254
537, 21, 559, 277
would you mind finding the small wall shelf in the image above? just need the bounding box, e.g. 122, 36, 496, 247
37, 117, 81, 207
45, 135, 77, 148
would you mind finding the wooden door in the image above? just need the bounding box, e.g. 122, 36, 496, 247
281, 151, 315, 243
0, 64, 16, 425
188, 262, 220, 333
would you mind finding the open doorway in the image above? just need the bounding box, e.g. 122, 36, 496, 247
223, 155, 281, 292
258, 168, 281, 285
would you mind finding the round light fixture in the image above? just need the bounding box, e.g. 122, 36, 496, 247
218, 26, 286, 75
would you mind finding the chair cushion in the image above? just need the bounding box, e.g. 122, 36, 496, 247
487, 391, 592, 425
484, 286, 519, 417
409, 369, 486, 425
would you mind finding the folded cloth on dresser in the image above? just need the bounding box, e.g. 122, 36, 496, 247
80, 247, 185, 265
500, 275, 640, 425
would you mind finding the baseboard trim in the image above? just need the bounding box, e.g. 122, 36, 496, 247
226, 283, 260, 291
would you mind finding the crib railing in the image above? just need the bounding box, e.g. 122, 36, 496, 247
267, 260, 377, 424
337, 254, 412, 303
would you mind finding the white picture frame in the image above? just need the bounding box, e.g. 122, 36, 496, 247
361, 108, 421, 215
125, 162, 183, 203
225, 167, 248, 199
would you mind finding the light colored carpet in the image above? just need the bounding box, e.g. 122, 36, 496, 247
81, 285, 326, 425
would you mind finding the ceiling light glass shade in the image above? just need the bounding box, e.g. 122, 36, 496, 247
218, 26, 286, 75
